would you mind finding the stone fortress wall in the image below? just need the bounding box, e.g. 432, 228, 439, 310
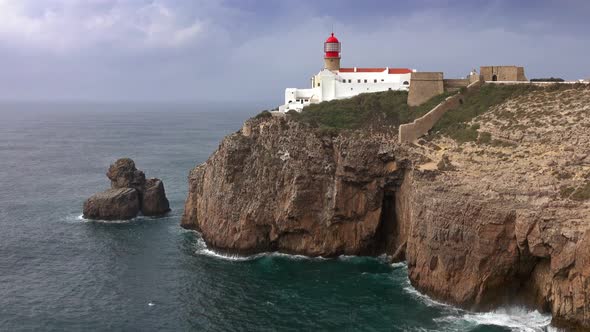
400, 65, 527, 143
399, 78, 483, 143
480, 66, 527, 81
407, 72, 445, 106
443, 78, 470, 92
408, 73, 475, 107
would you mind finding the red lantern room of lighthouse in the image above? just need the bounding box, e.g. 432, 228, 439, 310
324, 33, 341, 71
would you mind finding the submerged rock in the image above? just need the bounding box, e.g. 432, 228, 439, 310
83, 158, 170, 220
83, 188, 140, 220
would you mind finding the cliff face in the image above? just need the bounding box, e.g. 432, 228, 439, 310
407, 85, 590, 328
182, 117, 406, 256
182, 85, 590, 329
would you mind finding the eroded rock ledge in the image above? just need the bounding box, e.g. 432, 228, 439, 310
182, 86, 590, 329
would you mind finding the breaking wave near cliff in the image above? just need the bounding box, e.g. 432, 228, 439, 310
394, 263, 554, 332
194, 234, 555, 332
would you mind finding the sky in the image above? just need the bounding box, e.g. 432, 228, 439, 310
0, 0, 588, 105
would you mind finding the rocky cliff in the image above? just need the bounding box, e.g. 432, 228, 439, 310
182, 85, 590, 329
182, 117, 407, 256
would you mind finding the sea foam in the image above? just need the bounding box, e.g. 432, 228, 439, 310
399, 263, 553, 331
193, 236, 323, 262
194, 234, 556, 331
68, 213, 137, 224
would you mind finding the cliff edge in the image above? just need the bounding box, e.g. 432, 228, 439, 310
182, 86, 590, 329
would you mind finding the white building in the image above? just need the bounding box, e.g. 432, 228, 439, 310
279, 33, 415, 112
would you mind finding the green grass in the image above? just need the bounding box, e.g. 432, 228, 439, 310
478, 131, 492, 144
286, 83, 563, 137
431, 84, 540, 142
571, 182, 590, 201
559, 186, 575, 199
255, 110, 273, 119
289, 90, 454, 131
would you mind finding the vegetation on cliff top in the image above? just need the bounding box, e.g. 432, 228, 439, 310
430, 84, 541, 143
287, 90, 453, 131
561, 181, 590, 201
278, 82, 586, 142
434, 83, 590, 144
285, 84, 541, 135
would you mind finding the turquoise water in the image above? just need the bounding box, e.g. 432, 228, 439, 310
0, 102, 554, 331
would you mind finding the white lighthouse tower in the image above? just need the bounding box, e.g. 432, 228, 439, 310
278, 32, 414, 112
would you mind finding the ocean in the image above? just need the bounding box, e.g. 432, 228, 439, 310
0, 102, 555, 331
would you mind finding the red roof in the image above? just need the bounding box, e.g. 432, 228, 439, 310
325, 32, 339, 43
356, 68, 386, 72
388, 68, 412, 74
338, 68, 412, 74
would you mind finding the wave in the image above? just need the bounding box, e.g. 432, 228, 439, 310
66, 212, 175, 224
66, 213, 137, 224
391, 261, 407, 269
197, 247, 325, 262
192, 236, 326, 262
459, 307, 552, 332
192, 233, 555, 331
192, 237, 393, 263
402, 272, 553, 331
431, 307, 553, 332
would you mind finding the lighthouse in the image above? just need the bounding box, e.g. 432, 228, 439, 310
324, 33, 341, 71
278, 32, 414, 112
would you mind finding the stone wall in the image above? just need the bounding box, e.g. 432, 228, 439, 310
399, 80, 483, 143
516, 67, 527, 81
407, 72, 444, 106
443, 79, 469, 92
480, 66, 527, 81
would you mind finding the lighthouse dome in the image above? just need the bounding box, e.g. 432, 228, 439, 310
324, 33, 341, 59
325, 33, 339, 43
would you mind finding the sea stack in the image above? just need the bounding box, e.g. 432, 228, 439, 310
83, 158, 170, 220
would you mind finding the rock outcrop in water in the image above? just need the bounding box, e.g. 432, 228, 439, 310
83, 188, 140, 220
83, 158, 170, 220
182, 85, 590, 329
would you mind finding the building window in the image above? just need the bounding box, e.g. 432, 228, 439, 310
381, 79, 384, 82
403, 81, 409, 85
374, 79, 377, 83
317, 83, 321, 87
357, 79, 361, 83
364, 79, 367, 83
348, 79, 351, 83
350, 88, 353, 91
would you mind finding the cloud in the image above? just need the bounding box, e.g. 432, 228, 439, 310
0, 0, 587, 103
0, 0, 205, 52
